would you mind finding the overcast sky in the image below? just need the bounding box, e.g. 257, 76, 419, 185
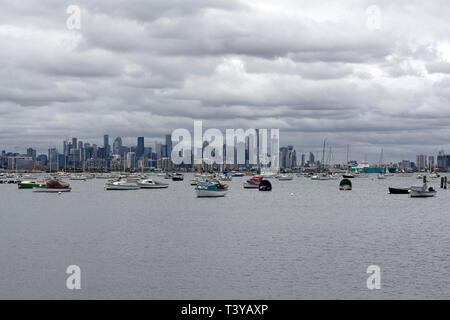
1, 0, 450, 163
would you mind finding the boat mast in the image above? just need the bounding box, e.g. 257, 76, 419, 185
321, 139, 326, 172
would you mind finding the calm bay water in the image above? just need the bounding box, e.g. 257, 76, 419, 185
1, 174, 450, 299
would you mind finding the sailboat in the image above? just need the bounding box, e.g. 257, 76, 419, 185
377, 149, 387, 179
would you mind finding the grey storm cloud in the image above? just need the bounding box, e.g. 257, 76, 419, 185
1, 0, 450, 162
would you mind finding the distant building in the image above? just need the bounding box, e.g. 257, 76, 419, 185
428, 156, 435, 171
113, 137, 122, 155
104, 135, 110, 158
27, 148, 36, 161
437, 151, 450, 171
137, 137, 145, 159
126, 152, 137, 169
165, 134, 172, 159
416, 154, 427, 170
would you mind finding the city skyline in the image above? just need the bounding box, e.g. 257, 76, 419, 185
2, 132, 450, 171
2, 2, 450, 163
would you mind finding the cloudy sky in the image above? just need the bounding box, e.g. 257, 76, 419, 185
1, 0, 450, 163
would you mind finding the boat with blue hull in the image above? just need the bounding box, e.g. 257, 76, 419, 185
196, 182, 229, 197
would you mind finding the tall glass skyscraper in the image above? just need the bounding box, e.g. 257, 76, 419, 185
165, 134, 172, 159
137, 137, 145, 159
104, 135, 110, 157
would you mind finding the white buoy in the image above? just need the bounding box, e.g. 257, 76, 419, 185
58, 192, 62, 195
290, 193, 294, 196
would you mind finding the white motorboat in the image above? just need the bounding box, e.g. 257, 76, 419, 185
277, 174, 294, 181
137, 179, 169, 189
69, 175, 87, 181
311, 173, 331, 181
104, 180, 140, 190
410, 184, 437, 198
377, 173, 387, 179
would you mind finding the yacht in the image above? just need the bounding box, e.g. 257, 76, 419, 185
137, 179, 169, 189
104, 180, 140, 191
277, 174, 294, 181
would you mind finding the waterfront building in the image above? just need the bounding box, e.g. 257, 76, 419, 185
137, 137, 145, 159
416, 154, 427, 170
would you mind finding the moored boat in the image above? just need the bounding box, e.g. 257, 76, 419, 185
243, 176, 263, 188
196, 182, 229, 197
18, 181, 45, 189
137, 179, 169, 189
339, 179, 352, 191
277, 174, 294, 181
389, 187, 410, 194
410, 184, 436, 198
33, 180, 72, 193
104, 180, 140, 190
172, 173, 184, 181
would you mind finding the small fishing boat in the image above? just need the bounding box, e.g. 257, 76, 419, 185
311, 173, 330, 180
243, 176, 263, 188
69, 175, 87, 181
410, 184, 436, 198
389, 187, 410, 194
232, 172, 244, 177
104, 180, 140, 191
18, 181, 45, 189
377, 173, 387, 179
343, 172, 355, 179
33, 180, 72, 193
258, 180, 272, 191
196, 182, 229, 197
277, 174, 294, 181
339, 179, 352, 191
164, 173, 172, 179
429, 172, 440, 179
137, 179, 169, 189
172, 173, 184, 181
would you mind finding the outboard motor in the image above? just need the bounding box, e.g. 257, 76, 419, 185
259, 180, 272, 191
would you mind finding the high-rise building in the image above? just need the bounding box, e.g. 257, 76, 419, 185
104, 135, 110, 158
437, 151, 450, 171
113, 137, 122, 155
137, 137, 145, 159
428, 156, 435, 171
72, 138, 77, 150
27, 148, 36, 161
126, 152, 137, 169
165, 134, 172, 159
155, 142, 162, 160
309, 152, 315, 165
416, 154, 427, 170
